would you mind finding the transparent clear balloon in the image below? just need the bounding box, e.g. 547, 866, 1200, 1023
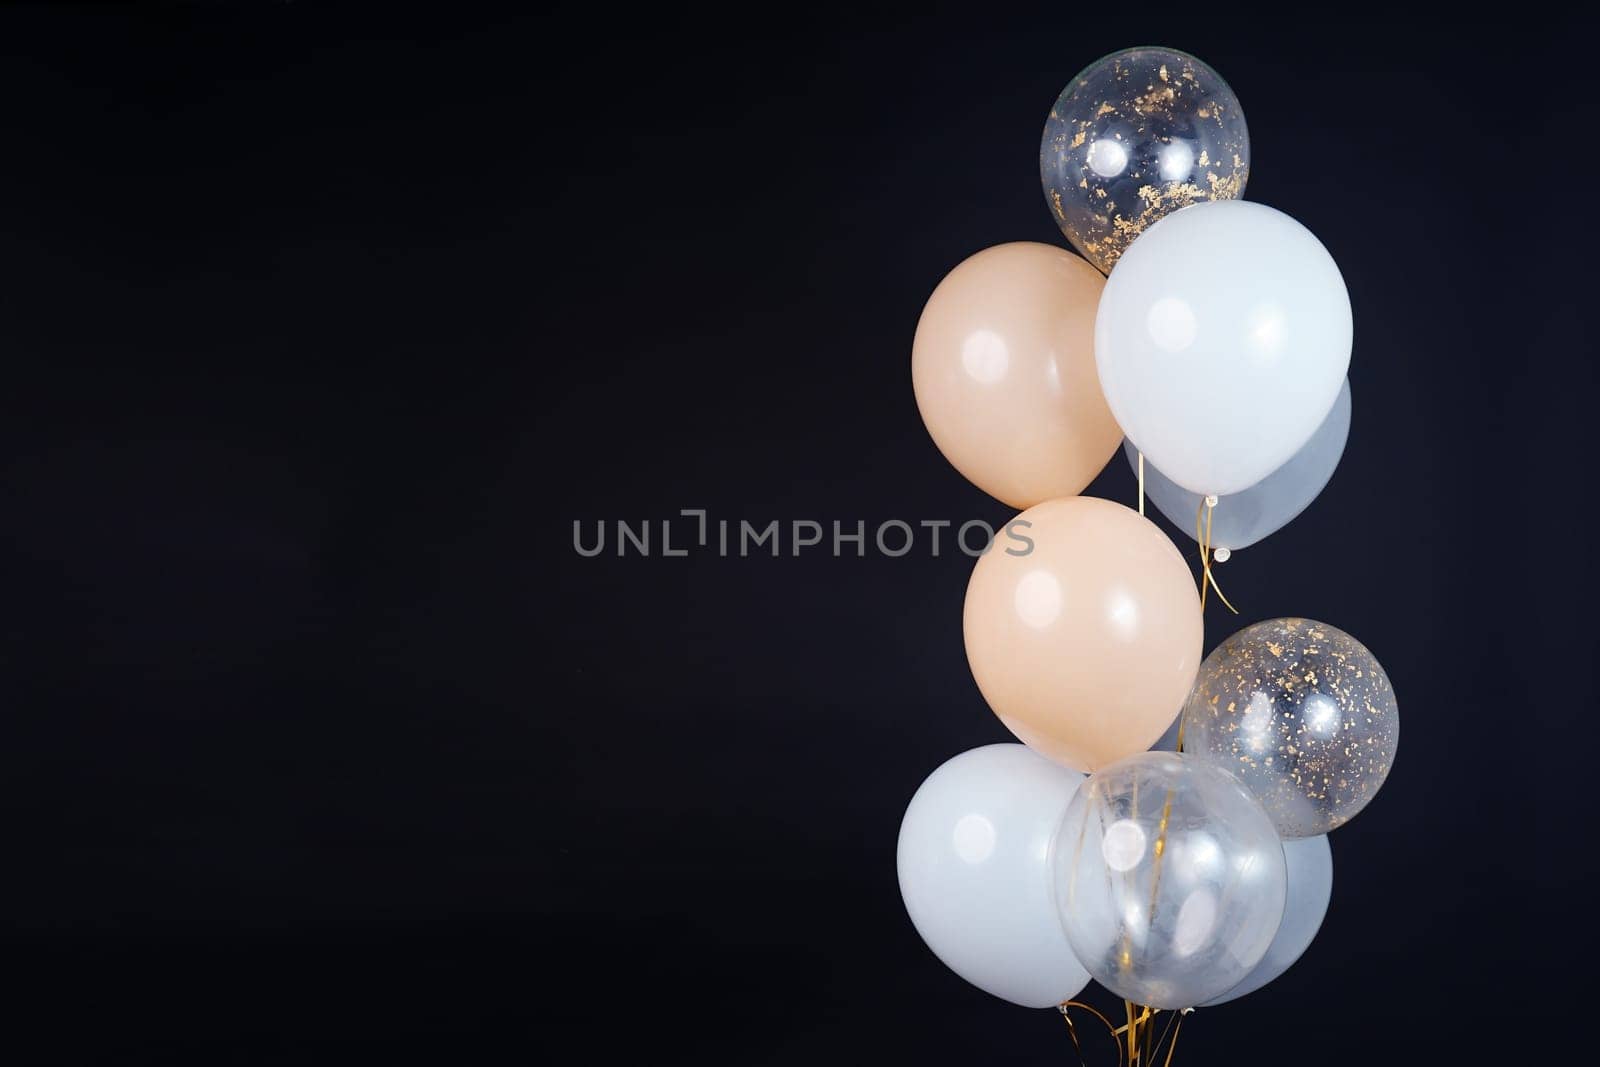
1040, 46, 1249, 274
1053, 752, 1286, 1008
1182, 618, 1398, 838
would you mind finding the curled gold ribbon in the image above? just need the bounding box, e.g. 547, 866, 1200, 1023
1061, 1000, 1123, 1067
1061, 1000, 1191, 1065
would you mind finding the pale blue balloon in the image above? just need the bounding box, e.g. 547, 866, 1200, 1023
1202, 835, 1332, 1005
1144, 728, 1332, 1007
1124, 380, 1352, 553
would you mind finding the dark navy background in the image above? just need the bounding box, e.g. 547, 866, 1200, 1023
2, 5, 1587, 1063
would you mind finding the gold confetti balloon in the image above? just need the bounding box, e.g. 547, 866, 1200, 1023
1040, 47, 1249, 274
1181, 619, 1399, 839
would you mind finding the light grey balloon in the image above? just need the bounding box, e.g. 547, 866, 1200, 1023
1124, 379, 1351, 552
1202, 835, 1332, 1005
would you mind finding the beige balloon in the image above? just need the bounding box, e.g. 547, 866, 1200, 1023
964, 497, 1203, 772
912, 242, 1121, 508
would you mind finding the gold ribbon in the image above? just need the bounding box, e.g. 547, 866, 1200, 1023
1170, 1013, 1189, 1066
1193, 498, 1238, 614
1061, 1001, 1190, 1066
1060, 1000, 1121, 1067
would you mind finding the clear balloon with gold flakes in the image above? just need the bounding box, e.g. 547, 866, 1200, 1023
1040, 46, 1250, 273
1181, 618, 1399, 839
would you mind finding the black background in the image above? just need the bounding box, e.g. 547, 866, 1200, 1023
3, 4, 1591, 1064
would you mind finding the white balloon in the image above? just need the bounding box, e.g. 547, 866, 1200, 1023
897, 744, 1091, 1008
1203, 835, 1333, 1005
1095, 200, 1351, 497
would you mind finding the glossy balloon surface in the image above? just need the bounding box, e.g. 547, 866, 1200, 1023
913, 243, 1121, 507
1055, 752, 1287, 1008
1182, 618, 1398, 838
964, 497, 1202, 772
1041, 47, 1249, 273
1095, 200, 1351, 497
898, 744, 1091, 1008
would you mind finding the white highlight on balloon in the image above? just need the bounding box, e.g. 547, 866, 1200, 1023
1178, 831, 1223, 880
1043, 355, 1062, 395
1145, 297, 1197, 353
1173, 889, 1218, 957
1087, 138, 1129, 178
1231, 846, 1267, 882
1157, 140, 1195, 181
952, 813, 997, 864
1302, 693, 1342, 738
1101, 818, 1148, 872
1245, 303, 1289, 363
1105, 588, 1140, 639
1013, 570, 1063, 629
961, 329, 1010, 384
1241, 691, 1274, 753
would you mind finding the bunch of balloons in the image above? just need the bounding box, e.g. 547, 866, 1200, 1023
898, 46, 1399, 1049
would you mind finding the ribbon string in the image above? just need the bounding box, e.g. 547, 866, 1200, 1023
1060, 1000, 1123, 1067
1060, 1003, 1091, 1067
1061, 1001, 1190, 1066
1193, 498, 1239, 614
1159, 1011, 1187, 1067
